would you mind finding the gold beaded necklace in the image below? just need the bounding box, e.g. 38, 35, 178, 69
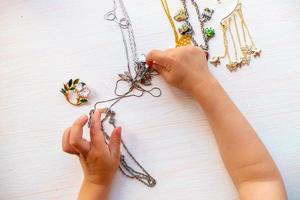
160, 0, 192, 47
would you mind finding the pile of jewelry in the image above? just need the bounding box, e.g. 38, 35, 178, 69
209, 2, 262, 71
161, 0, 261, 71
174, 1, 215, 51
60, 0, 262, 188
89, 0, 162, 187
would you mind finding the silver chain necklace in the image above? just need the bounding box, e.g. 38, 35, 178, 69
88, 0, 161, 187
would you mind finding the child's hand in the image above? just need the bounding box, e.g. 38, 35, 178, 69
147, 48, 287, 199
62, 109, 121, 199
146, 46, 216, 94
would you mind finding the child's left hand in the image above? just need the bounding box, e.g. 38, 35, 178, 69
62, 109, 121, 199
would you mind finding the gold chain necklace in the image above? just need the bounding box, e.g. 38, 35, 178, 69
210, 0, 262, 72
161, 0, 192, 47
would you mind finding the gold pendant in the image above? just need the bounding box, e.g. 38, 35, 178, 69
210, 2, 262, 72
241, 55, 251, 66
176, 35, 192, 47
174, 9, 188, 22
209, 56, 221, 67
236, 59, 243, 68
226, 62, 238, 72
251, 48, 262, 58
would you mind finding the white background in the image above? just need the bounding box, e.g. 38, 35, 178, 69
0, 0, 300, 199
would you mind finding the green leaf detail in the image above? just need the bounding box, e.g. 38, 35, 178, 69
74, 78, 80, 85
69, 87, 75, 90
64, 84, 68, 90
60, 88, 66, 95
80, 99, 88, 103
68, 79, 73, 87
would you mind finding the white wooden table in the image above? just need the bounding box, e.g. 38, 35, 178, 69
1, 0, 299, 199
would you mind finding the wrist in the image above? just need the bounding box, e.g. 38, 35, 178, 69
190, 75, 230, 113
78, 180, 111, 200
190, 74, 219, 99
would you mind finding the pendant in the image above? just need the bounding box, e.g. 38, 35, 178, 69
136, 54, 147, 72
174, 9, 188, 22
209, 56, 221, 67
241, 55, 251, 66
241, 45, 252, 55
236, 58, 243, 68
176, 34, 192, 47
204, 27, 215, 39
178, 21, 193, 35
226, 62, 238, 72
251, 47, 262, 58
201, 8, 214, 22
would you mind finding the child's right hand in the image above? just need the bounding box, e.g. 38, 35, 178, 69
147, 47, 287, 200
146, 46, 217, 94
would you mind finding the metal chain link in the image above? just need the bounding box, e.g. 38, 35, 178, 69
92, 0, 159, 187
94, 109, 157, 187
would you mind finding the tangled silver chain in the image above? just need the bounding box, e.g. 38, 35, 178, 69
89, 0, 161, 187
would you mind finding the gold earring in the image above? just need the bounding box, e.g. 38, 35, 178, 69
210, 0, 261, 72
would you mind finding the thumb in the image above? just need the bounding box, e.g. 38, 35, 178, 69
109, 127, 122, 159
146, 50, 173, 78
146, 49, 175, 68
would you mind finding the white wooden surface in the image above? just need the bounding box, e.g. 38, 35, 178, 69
0, 0, 300, 199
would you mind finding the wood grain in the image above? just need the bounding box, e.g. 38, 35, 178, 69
0, 0, 299, 199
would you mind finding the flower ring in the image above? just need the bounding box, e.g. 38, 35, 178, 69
60, 78, 90, 106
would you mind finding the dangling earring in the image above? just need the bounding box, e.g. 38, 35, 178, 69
210, 0, 262, 72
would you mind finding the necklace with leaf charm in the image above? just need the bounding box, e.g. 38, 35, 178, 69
174, 0, 216, 54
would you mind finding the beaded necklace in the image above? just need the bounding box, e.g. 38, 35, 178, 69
161, 0, 215, 55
